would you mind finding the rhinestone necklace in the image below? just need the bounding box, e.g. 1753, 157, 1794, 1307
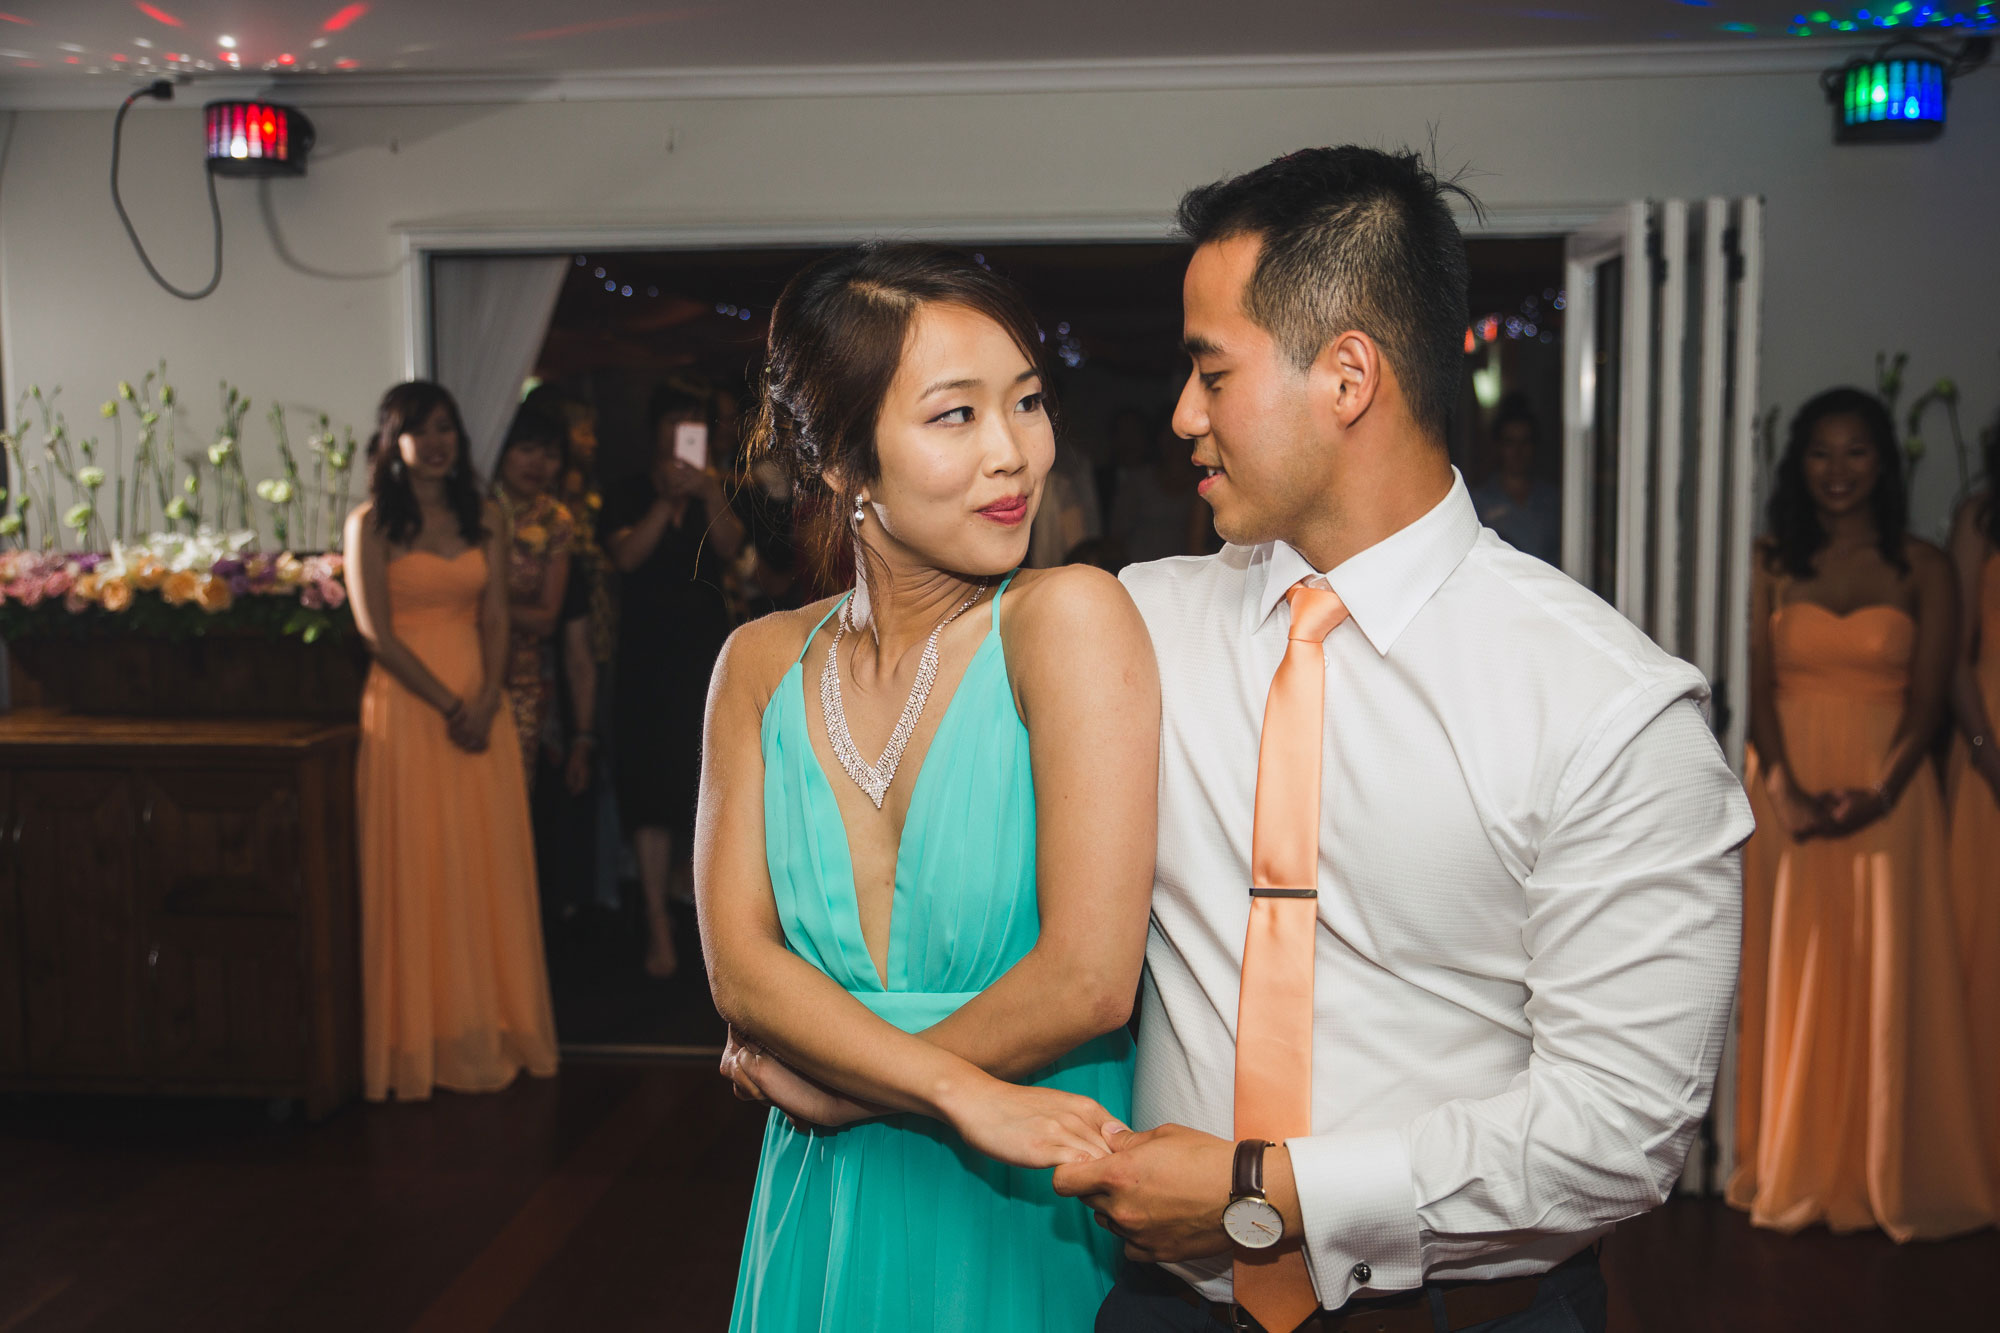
819, 580, 988, 809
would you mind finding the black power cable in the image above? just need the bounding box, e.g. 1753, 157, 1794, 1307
111, 79, 222, 301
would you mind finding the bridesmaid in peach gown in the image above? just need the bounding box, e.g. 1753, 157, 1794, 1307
344, 381, 559, 1101
1729, 387, 1990, 1240
1947, 462, 2000, 1202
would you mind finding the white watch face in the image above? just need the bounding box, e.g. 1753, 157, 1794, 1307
1222, 1195, 1285, 1249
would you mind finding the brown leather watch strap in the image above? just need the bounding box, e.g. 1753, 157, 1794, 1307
1233, 1138, 1274, 1200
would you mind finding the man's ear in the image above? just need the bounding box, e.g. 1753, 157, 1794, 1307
1309, 330, 1381, 434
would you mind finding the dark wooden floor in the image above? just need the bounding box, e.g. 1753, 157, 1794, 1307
2, 1062, 1994, 1332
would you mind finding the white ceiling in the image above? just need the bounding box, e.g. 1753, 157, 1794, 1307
0, 2, 1985, 103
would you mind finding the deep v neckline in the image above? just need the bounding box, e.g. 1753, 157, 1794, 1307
788, 622, 999, 991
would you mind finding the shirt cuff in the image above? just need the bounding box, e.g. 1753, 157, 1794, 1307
1285, 1127, 1425, 1307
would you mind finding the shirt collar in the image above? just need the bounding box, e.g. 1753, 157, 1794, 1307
1246, 469, 1481, 656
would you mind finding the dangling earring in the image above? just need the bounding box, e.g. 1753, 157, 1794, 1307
852, 495, 867, 525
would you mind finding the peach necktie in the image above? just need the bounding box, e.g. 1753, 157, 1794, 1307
1233, 580, 1348, 1333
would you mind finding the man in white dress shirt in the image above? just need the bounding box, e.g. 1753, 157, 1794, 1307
1054, 148, 1752, 1332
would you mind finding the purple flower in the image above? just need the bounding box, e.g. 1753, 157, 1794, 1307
227, 574, 252, 597
212, 557, 247, 579
74, 553, 105, 573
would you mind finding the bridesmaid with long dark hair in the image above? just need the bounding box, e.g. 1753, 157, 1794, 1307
1728, 387, 1990, 1239
343, 381, 559, 1101
1946, 416, 2000, 1202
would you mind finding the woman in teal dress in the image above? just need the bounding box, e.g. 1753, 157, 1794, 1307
697, 244, 1161, 1331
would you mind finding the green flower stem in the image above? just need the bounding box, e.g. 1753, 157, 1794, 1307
1946, 398, 1969, 497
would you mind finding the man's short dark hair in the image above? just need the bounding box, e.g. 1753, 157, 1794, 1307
1176, 146, 1474, 443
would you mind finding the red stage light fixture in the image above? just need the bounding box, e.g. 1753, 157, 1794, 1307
204, 100, 316, 176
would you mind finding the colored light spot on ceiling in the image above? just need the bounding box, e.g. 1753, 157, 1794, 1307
0, 12, 31, 25
323, 4, 368, 33
1718, 20, 1758, 30
136, 3, 184, 26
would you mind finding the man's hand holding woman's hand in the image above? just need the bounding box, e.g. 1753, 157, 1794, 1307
1056, 1124, 1296, 1264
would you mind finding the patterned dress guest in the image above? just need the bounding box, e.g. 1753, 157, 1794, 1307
494, 408, 576, 786
525, 382, 618, 671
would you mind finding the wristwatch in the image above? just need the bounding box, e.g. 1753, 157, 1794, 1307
1221, 1139, 1284, 1250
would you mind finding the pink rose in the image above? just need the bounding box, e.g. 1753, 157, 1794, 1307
299, 582, 325, 610
44, 570, 73, 598
18, 576, 46, 606
317, 578, 346, 609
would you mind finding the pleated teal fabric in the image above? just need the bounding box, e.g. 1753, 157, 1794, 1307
730, 572, 1133, 1332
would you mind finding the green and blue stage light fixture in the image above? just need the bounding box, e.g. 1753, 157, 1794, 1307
1823, 35, 1991, 143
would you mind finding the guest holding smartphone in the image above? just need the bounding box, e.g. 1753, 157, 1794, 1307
605, 389, 745, 978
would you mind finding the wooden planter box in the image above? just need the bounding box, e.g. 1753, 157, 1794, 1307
6, 632, 367, 720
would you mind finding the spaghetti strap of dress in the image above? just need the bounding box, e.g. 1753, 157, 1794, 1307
797, 594, 852, 666
990, 568, 1018, 632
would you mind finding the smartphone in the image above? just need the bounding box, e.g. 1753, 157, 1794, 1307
673, 422, 709, 471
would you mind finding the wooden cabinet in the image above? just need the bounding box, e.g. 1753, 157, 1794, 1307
0, 711, 359, 1118
14, 769, 145, 1081
0, 771, 22, 1075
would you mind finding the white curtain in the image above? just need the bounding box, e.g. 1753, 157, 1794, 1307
430, 254, 570, 477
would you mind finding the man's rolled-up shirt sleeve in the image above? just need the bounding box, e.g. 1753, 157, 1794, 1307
1287, 691, 1753, 1306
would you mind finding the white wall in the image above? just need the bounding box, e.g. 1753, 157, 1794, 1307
3, 64, 1996, 540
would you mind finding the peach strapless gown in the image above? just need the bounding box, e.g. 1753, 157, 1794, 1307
358, 550, 559, 1100
1946, 552, 2000, 1200
1729, 601, 1992, 1239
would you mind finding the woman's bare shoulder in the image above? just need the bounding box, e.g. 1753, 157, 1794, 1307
999, 564, 1152, 681
715, 596, 845, 709
1001, 564, 1136, 626
344, 501, 380, 544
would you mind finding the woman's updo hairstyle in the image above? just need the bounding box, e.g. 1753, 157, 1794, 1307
745, 243, 1053, 581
